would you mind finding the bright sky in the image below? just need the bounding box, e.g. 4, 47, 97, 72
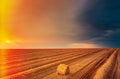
0, 0, 101, 48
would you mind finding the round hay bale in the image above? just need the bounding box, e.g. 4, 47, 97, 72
56, 64, 70, 75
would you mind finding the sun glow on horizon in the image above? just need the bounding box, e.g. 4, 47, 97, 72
0, 0, 14, 78
0, 0, 11, 45
5, 40, 12, 44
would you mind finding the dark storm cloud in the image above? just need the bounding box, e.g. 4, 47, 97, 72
77, 0, 120, 47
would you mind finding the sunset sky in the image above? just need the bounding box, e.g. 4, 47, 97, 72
0, 0, 120, 48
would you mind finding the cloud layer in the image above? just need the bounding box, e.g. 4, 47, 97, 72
2, 0, 120, 48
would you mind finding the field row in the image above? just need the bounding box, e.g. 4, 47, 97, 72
0, 48, 119, 79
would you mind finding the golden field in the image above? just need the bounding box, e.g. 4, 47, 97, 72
0, 48, 119, 79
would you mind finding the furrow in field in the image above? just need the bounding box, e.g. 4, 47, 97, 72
42, 49, 115, 79
0, 49, 102, 79
3, 49, 100, 76
92, 48, 119, 79
30, 49, 107, 79
4, 49, 100, 65
6, 52, 83, 75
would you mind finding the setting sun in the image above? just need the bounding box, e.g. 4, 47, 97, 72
5, 40, 12, 44
0, 0, 13, 78
0, 0, 14, 45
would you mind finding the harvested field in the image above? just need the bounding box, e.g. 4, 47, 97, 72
0, 48, 119, 79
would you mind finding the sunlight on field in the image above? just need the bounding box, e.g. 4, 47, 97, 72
93, 49, 117, 79
0, 50, 7, 79
0, 49, 119, 79
0, 0, 12, 78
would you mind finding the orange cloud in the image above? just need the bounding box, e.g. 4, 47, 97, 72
69, 43, 100, 48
